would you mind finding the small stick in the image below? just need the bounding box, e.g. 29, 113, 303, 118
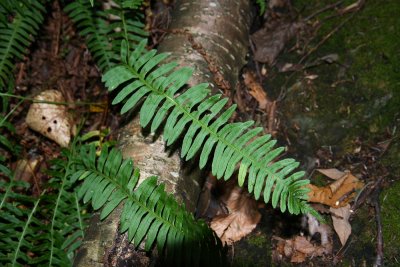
299, 14, 354, 64
305, 0, 344, 21
372, 188, 384, 266
249, 38, 263, 83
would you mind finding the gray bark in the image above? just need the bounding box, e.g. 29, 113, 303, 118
74, 1, 252, 265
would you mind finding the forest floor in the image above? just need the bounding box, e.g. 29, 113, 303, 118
3, 0, 399, 266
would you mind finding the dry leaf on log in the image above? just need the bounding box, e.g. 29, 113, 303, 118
330, 204, 352, 246
210, 186, 261, 245
307, 170, 364, 208
26, 90, 75, 147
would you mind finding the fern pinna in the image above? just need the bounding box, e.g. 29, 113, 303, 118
0, 148, 88, 266
74, 145, 224, 266
0, 0, 45, 111
103, 39, 317, 217
64, 0, 148, 73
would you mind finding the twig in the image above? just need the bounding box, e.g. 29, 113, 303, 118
299, 13, 354, 64
249, 38, 263, 84
333, 237, 352, 264
305, 0, 344, 21
351, 176, 385, 212
372, 187, 384, 267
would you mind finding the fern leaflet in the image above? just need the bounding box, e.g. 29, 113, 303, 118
65, 0, 147, 73
0, 147, 89, 266
0, 0, 45, 111
74, 145, 224, 266
103, 40, 317, 217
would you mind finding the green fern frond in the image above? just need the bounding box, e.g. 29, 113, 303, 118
121, 0, 145, 10
65, 0, 147, 72
0, 0, 45, 110
255, 0, 266, 15
103, 39, 315, 216
0, 173, 43, 266
75, 145, 224, 266
45, 148, 90, 265
0, 148, 89, 266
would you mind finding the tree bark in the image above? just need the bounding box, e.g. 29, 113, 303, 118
73, 1, 252, 266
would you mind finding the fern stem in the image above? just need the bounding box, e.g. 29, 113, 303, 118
12, 190, 45, 267
125, 63, 294, 190
0, 99, 24, 127
74, 191, 85, 239
89, 166, 180, 237
49, 174, 69, 266
0, 174, 15, 211
0, 92, 104, 106
0, 15, 22, 90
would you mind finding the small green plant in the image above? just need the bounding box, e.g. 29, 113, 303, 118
103, 39, 315, 216
0, 145, 89, 266
75, 145, 224, 265
0, 0, 45, 111
0, 0, 320, 265
256, 0, 266, 15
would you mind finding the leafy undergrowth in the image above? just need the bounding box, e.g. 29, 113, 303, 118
0, 2, 118, 265
1, 0, 399, 266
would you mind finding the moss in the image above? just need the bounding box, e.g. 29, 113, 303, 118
231, 231, 271, 267
380, 181, 400, 264
261, 2, 400, 264
247, 233, 269, 247
265, 0, 399, 165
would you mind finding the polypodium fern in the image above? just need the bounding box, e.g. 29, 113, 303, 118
73, 144, 224, 266
0, 139, 88, 266
64, 0, 147, 73
103, 39, 316, 217
0, 0, 45, 111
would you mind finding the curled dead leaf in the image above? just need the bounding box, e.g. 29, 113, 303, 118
210, 186, 261, 245
307, 171, 364, 208
26, 90, 75, 147
274, 235, 332, 263
316, 168, 346, 180
242, 72, 270, 110
330, 204, 352, 246
14, 158, 42, 184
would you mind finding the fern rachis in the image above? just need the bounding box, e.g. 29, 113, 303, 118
74, 145, 223, 265
103, 39, 316, 217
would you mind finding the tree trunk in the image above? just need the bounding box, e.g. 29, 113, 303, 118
73, 1, 252, 266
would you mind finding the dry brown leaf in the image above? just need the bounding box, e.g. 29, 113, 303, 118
26, 90, 75, 147
243, 72, 269, 110
307, 172, 364, 208
316, 168, 346, 180
274, 235, 331, 263
251, 20, 304, 65
330, 204, 352, 246
14, 158, 42, 183
210, 186, 261, 244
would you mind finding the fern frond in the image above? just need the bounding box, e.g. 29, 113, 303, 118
0, 173, 43, 266
75, 145, 224, 266
103, 39, 315, 216
120, 0, 145, 10
45, 148, 90, 265
255, 0, 266, 15
65, 0, 147, 73
0, 148, 89, 266
0, 0, 45, 93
